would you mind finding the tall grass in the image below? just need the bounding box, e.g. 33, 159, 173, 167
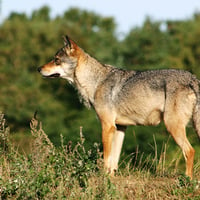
0, 112, 200, 199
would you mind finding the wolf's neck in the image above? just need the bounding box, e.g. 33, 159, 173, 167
74, 54, 112, 108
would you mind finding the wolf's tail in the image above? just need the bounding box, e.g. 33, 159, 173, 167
193, 80, 200, 139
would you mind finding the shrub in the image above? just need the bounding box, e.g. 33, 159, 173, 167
0, 114, 102, 199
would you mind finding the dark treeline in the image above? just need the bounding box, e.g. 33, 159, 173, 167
1, 6, 200, 157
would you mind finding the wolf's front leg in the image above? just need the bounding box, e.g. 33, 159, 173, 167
101, 123, 116, 173
102, 123, 125, 175
109, 126, 126, 174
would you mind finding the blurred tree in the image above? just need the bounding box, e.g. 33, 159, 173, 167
121, 17, 169, 70
164, 14, 200, 75
31, 6, 50, 21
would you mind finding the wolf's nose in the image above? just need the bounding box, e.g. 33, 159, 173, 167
38, 67, 42, 73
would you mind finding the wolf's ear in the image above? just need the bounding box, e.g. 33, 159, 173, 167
63, 35, 72, 49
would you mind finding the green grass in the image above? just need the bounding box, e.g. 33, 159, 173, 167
1, 112, 200, 199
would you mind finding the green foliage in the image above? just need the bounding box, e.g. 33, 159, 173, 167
121, 15, 200, 74
122, 17, 169, 69
0, 112, 10, 152
0, 116, 102, 199
170, 175, 200, 198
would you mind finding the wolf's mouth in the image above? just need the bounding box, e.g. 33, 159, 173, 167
44, 73, 60, 78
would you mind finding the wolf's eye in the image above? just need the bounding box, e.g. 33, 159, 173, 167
55, 58, 61, 65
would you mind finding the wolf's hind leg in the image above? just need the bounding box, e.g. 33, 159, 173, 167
164, 115, 195, 179
164, 88, 196, 179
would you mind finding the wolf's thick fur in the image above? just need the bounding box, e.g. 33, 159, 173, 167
38, 36, 200, 179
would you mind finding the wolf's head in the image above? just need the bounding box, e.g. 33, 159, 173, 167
38, 36, 81, 83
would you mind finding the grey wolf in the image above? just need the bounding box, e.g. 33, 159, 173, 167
38, 36, 200, 179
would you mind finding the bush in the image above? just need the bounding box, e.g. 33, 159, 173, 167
0, 114, 103, 199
